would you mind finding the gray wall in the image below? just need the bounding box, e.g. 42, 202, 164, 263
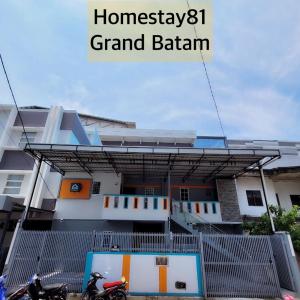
123, 176, 217, 201
14, 111, 48, 127
0, 151, 34, 170
216, 179, 241, 222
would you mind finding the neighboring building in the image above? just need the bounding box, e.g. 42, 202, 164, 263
0, 104, 299, 250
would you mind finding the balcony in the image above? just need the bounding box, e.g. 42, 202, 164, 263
101, 194, 169, 221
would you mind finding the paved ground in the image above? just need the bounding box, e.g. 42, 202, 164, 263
67, 293, 300, 300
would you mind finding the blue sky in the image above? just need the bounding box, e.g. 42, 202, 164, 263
1, 0, 300, 140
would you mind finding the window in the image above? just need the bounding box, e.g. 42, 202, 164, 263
19, 132, 36, 147
180, 188, 189, 201
153, 197, 158, 209
124, 197, 128, 209
290, 195, 300, 206
114, 196, 119, 208
145, 187, 155, 196
104, 196, 109, 208
246, 190, 263, 206
134, 197, 139, 209
276, 193, 281, 207
204, 203, 208, 214
92, 181, 101, 194
3, 175, 24, 195
145, 187, 160, 196
144, 197, 148, 209
195, 203, 200, 214
187, 202, 192, 213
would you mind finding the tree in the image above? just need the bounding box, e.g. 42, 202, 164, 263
243, 205, 300, 252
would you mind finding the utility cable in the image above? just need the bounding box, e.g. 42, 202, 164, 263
185, 0, 225, 137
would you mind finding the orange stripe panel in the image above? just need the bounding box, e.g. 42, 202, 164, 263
159, 266, 167, 293
122, 255, 131, 290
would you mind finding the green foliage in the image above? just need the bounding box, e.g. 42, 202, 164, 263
243, 205, 300, 252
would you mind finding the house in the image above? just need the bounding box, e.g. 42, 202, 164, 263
0, 104, 299, 251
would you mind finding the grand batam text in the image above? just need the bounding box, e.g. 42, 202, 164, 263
90, 8, 210, 51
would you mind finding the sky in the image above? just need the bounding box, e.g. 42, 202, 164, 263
1, 0, 300, 140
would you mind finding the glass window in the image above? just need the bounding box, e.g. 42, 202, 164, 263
204, 203, 208, 214
19, 132, 36, 147
246, 190, 263, 206
195, 203, 200, 214
124, 197, 128, 209
144, 197, 148, 209
187, 202, 192, 213
180, 188, 189, 201
290, 195, 300, 206
92, 182, 101, 194
145, 187, 155, 195
145, 187, 160, 196
3, 174, 24, 195
114, 196, 119, 208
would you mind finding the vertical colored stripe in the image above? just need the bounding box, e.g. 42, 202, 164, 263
159, 266, 167, 293
122, 255, 131, 290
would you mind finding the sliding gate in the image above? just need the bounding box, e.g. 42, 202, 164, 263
5, 230, 281, 298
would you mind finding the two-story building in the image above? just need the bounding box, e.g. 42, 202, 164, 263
0, 104, 299, 248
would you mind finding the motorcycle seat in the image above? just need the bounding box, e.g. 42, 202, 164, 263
43, 283, 65, 291
103, 281, 123, 289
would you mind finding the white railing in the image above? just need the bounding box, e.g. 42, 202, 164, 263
172, 200, 222, 223
101, 194, 169, 221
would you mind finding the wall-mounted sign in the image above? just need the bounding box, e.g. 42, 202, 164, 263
70, 183, 82, 192
59, 179, 92, 199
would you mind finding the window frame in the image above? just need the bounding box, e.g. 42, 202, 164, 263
180, 188, 189, 201
92, 181, 101, 194
246, 190, 263, 207
19, 131, 37, 147
3, 174, 24, 195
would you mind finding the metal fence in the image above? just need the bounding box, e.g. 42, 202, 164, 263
6, 230, 282, 298
202, 234, 281, 298
270, 234, 296, 291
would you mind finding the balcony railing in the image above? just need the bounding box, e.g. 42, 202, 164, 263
101, 194, 169, 221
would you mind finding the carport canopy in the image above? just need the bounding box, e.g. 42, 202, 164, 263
24, 144, 280, 180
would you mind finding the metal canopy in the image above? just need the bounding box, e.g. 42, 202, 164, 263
24, 144, 280, 180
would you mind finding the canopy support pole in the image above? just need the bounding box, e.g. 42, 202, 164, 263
259, 164, 275, 233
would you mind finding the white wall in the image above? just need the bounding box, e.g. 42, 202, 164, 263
101, 195, 169, 221
273, 180, 300, 210
54, 172, 121, 220
236, 176, 278, 217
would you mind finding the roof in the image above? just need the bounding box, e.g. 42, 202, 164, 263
79, 113, 136, 128
24, 143, 280, 180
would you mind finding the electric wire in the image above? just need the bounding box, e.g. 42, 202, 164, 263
185, 0, 226, 137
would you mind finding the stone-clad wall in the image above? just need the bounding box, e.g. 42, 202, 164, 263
216, 179, 241, 222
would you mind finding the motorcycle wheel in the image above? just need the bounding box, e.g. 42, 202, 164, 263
81, 292, 90, 300
112, 290, 127, 300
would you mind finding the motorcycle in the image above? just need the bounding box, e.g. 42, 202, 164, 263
81, 272, 127, 300
5, 274, 67, 300
27, 274, 68, 300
